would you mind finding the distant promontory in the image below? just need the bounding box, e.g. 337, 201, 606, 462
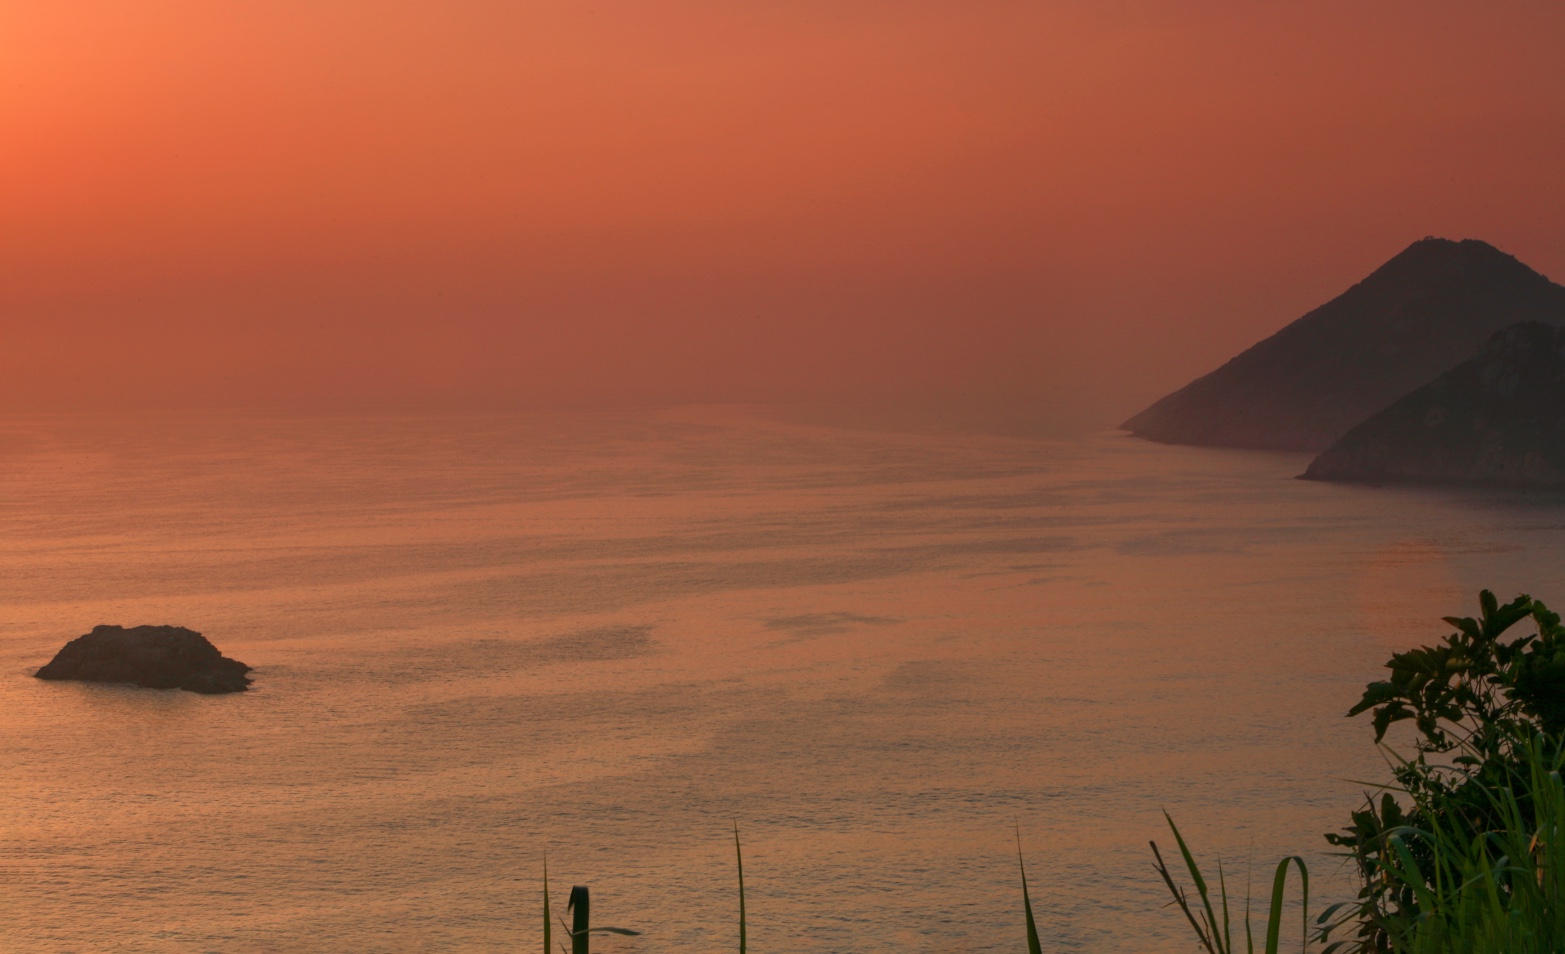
1122, 239, 1565, 452
35, 625, 253, 694
1302, 322, 1565, 488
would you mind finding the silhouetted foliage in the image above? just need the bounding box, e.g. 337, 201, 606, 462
1321, 590, 1565, 952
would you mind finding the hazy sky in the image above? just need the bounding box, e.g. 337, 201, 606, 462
3, 1, 1563, 421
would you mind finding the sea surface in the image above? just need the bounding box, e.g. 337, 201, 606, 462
2, 407, 1563, 953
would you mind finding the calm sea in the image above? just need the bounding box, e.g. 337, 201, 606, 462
1, 407, 1560, 953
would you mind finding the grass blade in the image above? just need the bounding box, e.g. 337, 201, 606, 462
1262, 856, 1308, 954
735, 823, 748, 954
1243, 862, 1254, 954
1017, 829, 1043, 954
1216, 860, 1232, 954
1164, 812, 1227, 954
1151, 839, 1217, 954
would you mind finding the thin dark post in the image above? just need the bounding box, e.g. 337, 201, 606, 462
567, 885, 590, 954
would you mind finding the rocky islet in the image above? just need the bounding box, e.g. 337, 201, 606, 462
35, 624, 253, 694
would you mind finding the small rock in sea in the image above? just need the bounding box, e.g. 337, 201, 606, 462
35, 625, 252, 694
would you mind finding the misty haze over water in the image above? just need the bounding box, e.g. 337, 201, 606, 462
2, 407, 1561, 952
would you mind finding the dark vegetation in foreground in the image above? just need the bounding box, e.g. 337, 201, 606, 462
1155, 589, 1565, 953
540, 590, 1565, 953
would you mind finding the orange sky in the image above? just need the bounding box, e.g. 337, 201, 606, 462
3, 1, 1563, 422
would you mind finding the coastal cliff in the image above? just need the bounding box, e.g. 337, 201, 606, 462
1302, 322, 1565, 488
1122, 238, 1565, 451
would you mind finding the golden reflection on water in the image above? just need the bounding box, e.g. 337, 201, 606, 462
1354, 540, 1468, 651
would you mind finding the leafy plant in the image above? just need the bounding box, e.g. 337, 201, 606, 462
1348, 590, 1565, 751
1321, 590, 1565, 952
1353, 736, 1565, 953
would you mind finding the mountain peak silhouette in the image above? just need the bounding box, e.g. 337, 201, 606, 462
1122, 238, 1565, 451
